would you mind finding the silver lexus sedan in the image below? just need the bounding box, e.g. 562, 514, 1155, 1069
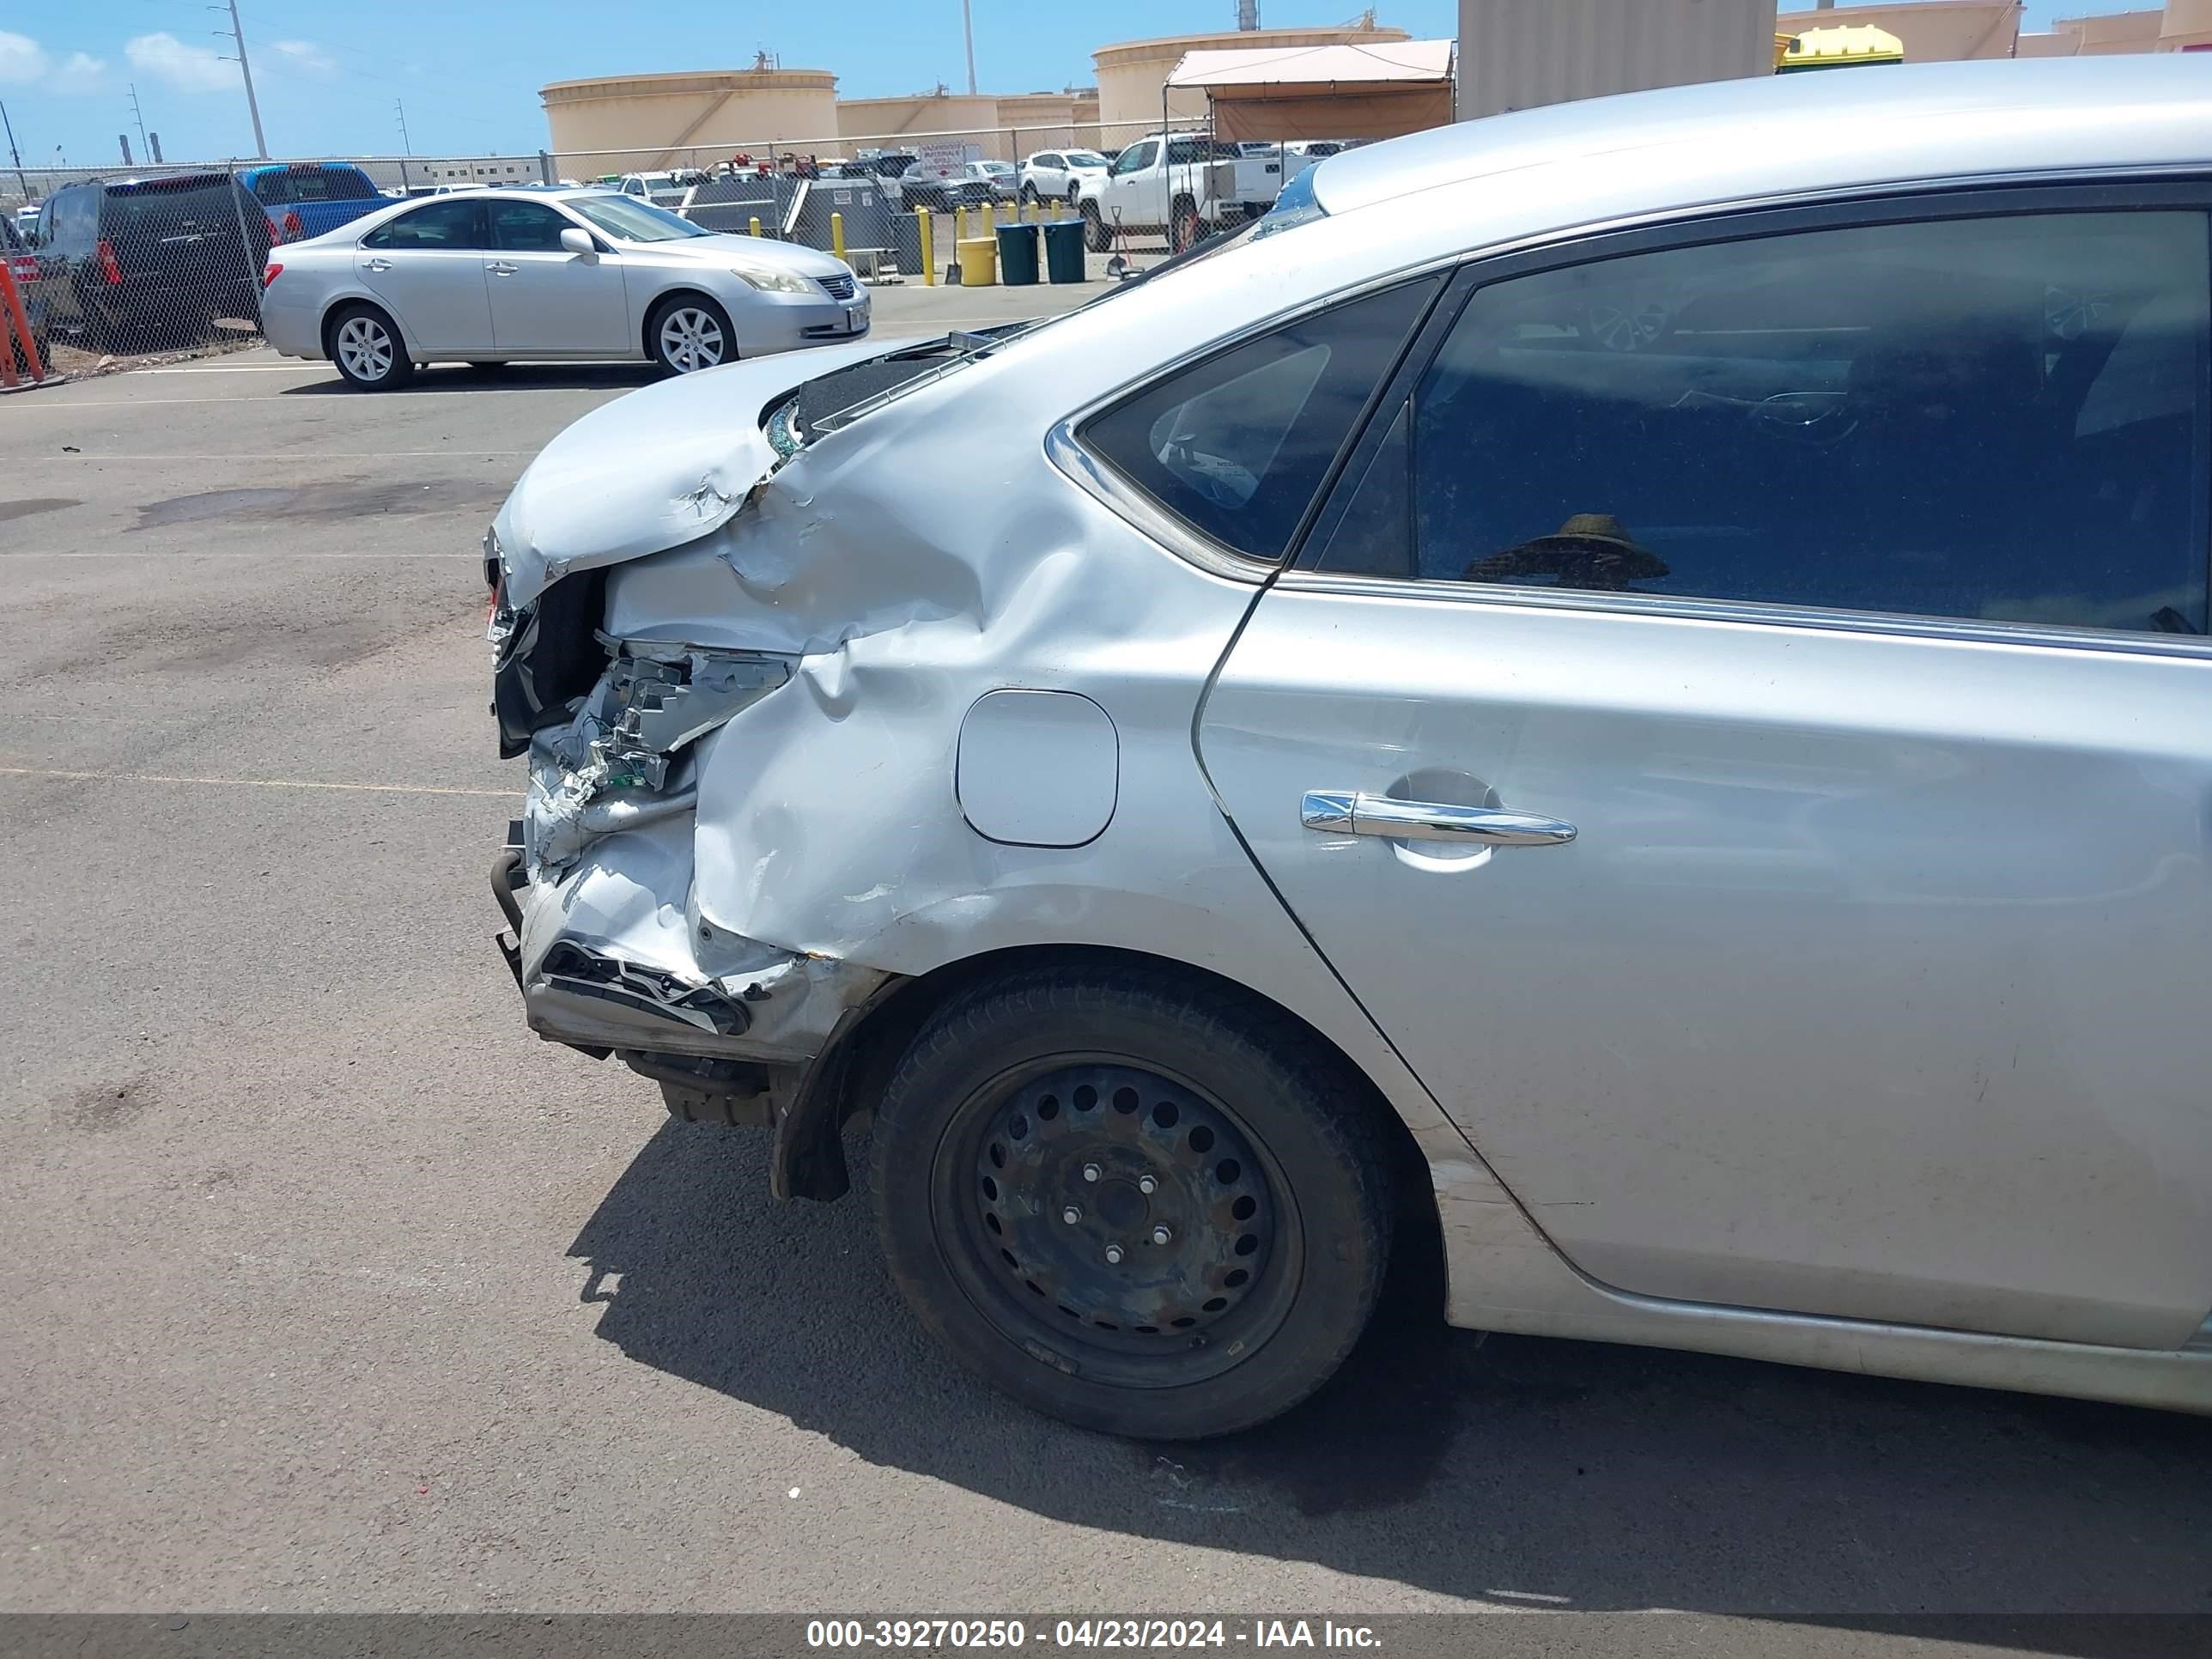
261, 187, 867, 389
484, 58, 2212, 1437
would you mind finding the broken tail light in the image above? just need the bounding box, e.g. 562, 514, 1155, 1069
96, 238, 122, 285
282, 210, 304, 242
5, 253, 33, 286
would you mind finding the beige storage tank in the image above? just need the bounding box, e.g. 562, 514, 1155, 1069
542, 67, 839, 176
997, 91, 1089, 156
1461, 0, 1778, 119
1093, 25, 1412, 138
838, 93, 1004, 157
1773, 3, 2022, 65
2159, 0, 2212, 50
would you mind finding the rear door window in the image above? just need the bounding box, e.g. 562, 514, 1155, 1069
1080, 276, 1442, 562
363, 198, 486, 250
1312, 208, 2212, 636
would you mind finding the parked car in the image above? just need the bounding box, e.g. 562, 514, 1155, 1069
13, 202, 40, 239
1087, 131, 1282, 252
259, 186, 866, 389
895, 158, 991, 212
617, 173, 690, 209
1018, 148, 1111, 205
480, 58, 2212, 1440
34, 171, 270, 350
239, 161, 386, 246
1, 211, 50, 372
973, 160, 1018, 203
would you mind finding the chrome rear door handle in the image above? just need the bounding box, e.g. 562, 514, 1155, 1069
487, 260, 518, 276
362, 258, 392, 272
1300, 791, 1577, 847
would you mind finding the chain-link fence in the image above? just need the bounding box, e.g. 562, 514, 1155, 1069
544, 114, 1309, 267
0, 113, 1311, 380
0, 155, 555, 376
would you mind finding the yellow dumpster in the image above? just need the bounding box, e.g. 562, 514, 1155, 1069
956, 235, 998, 287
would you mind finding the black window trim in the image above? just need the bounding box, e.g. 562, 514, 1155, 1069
1288, 172, 2212, 662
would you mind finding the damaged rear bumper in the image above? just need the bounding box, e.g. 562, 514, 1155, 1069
487, 637, 892, 1111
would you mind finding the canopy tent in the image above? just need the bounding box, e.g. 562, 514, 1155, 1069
1163, 40, 1456, 143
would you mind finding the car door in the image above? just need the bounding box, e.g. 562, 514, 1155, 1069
355, 198, 492, 355
1191, 191, 2212, 1350
1033, 154, 1064, 196
482, 198, 631, 356
1103, 142, 1157, 223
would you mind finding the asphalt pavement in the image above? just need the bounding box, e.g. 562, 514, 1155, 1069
3, 284, 2210, 1644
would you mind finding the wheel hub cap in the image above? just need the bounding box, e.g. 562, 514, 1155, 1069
974, 1063, 1273, 1338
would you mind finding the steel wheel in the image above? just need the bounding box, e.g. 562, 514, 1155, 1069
656, 303, 728, 374
872, 965, 1394, 1437
950, 1060, 1289, 1385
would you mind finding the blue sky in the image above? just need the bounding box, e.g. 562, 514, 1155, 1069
0, 1, 2143, 167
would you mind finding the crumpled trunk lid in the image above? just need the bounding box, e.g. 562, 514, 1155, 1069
489, 336, 899, 609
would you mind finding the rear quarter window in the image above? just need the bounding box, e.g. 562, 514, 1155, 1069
1079, 276, 1443, 562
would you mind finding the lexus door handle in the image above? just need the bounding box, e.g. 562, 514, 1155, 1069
487, 261, 518, 276
362, 258, 392, 272
1300, 791, 1577, 847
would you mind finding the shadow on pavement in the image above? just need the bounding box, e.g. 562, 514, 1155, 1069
571, 1119, 2212, 1632
280, 363, 659, 395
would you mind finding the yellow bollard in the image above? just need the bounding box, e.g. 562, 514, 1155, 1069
957, 206, 969, 245
981, 201, 994, 234
748, 215, 762, 238
917, 205, 934, 286
830, 210, 845, 263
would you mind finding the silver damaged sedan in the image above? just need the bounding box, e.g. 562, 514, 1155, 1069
486, 58, 2212, 1437
262, 187, 867, 388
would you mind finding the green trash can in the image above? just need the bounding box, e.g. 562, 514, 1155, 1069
995, 222, 1040, 287
1042, 217, 1087, 285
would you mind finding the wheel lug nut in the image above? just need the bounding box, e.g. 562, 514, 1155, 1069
1081, 1164, 1101, 1183
1138, 1175, 1158, 1195
1062, 1206, 1082, 1224
1151, 1224, 1172, 1246
1104, 1244, 1124, 1265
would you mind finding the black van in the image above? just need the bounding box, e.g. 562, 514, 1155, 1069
36, 172, 271, 350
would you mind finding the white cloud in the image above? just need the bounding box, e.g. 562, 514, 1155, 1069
52, 52, 108, 94
126, 31, 237, 94
0, 30, 51, 83
270, 40, 335, 77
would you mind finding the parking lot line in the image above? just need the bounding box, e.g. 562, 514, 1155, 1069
0, 559, 482, 566
0, 764, 508, 798
9, 449, 538, 460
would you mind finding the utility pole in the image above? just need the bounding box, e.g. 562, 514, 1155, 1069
961, 0, 978, 94
0, 99, 26, 198
127, 84, 149, 160
394, 99, 413, 155
210, 0, 268, 159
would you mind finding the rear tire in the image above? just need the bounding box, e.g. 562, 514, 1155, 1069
1081, 200, 1111, 254
326, 302, 411, 391
870, 963, 1394, 1440
1019, 184, 1039, 205
1170, 197, 1201, 255
647, 294, 734, 376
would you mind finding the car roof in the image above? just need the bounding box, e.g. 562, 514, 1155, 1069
1314, 58, 2212, 220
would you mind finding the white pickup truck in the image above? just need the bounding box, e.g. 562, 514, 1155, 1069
1083, 132, 1285, 252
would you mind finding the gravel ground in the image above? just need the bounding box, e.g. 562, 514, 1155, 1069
3, 302, 2209, 1644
